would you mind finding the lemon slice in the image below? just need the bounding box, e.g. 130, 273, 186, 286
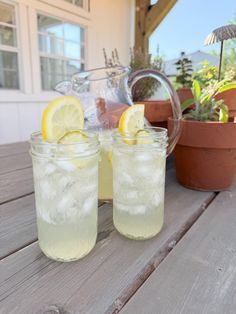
57, 130, 96, 170
42, 96, 84, 142
118, 104, 145, 135
58, 130, 88, 144
136, 129, 154, 144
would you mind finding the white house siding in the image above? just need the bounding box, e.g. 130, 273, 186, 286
0, 0, 135, 144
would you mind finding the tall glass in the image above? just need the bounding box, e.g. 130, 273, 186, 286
113, 128, 167, 240
30, 131, 100, 262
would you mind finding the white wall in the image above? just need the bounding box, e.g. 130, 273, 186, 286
0, 0, 135, 144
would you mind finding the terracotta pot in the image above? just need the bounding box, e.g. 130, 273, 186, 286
136, 100, 172, 128
215, 88, 236, 118
168, 118, 236, 191
177, 88, 193, 104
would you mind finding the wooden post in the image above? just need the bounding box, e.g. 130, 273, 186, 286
135, 0, 177, 53
135, 0, 150, 53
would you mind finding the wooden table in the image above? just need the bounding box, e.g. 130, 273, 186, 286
0, 141, 235, 314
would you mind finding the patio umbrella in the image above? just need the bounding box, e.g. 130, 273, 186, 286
204, 24, 236, 80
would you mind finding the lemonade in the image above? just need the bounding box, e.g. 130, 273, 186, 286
98, 130, 113, 201
113, 105, 168, 239
31, 96, 100, 261
113, 140, 166, 239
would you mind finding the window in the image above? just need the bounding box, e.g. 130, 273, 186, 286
0, 1, 19, 89
37, 14, 85, 90
63, 0, 84, 8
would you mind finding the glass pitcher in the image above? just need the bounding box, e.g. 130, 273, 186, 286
55, 66, 182, 201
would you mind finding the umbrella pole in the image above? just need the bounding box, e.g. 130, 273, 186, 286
218, 40, 224, 81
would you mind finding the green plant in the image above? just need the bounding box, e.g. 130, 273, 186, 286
175, 53, 193, 88
192, 61, 218, 87
192, 60, 236, 88
182, 79, 236, 122
103, 48, 163, 101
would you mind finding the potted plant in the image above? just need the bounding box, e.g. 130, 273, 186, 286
193, 61, 236, 119
175, 52, 194, 105
168, 79, 236, 191
103, 48, 172, 128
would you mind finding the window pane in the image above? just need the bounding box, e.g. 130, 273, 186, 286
74, 0, 83, 7
39, 34, 63, 56
66, 60, 81, 76
40, 56, 65, 90
0, 25, 17, 46
0, 2, 15, 24
38, 15, 63, 38
64, 23, 81, 42
64, 41, 80, 59
0, 51, 19, 89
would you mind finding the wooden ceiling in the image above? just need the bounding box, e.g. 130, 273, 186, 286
135, 0, 177, 52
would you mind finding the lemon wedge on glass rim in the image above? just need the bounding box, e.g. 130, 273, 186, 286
42, 96, 84, 142
118, 104, 145, 135
118, 104, 153, 144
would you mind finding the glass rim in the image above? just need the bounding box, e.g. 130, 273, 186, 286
71, 66, 130, 82
30, 130, 99, 147
113, 127, 168, 141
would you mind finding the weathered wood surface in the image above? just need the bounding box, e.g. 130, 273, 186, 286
0, 194, 37, 260
0, 171, 215, 314
0, 141, 29, 158
121, 186, 236, 314
0, 152, 32, 175
0, 167, 33, 204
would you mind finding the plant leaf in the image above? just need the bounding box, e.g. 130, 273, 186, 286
192, 80, 201, 100
219, 108, 229, 122
181, 98, 195, 112
216, 83, 236, 94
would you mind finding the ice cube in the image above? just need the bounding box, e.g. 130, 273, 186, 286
151, 192, 163, 207
134, 152, 153, 162
117, 172, 134, 185
132, 205, 147, 215
152, 168, 165, 184
81, 196, 96, 216
40, 180, 57, 200
55, 160, 77, 172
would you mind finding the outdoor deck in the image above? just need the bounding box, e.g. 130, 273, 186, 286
0, 141, 236, 313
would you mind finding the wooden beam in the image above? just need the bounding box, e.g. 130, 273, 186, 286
135, 0, 150, 52
135, 0, 177, 53
146, 0, 177, 38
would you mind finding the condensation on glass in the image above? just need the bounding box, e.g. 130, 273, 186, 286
0, 1, 19, 89
37, 14, 85, 90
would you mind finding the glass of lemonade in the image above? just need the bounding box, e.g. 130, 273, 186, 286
112, 127, 168, 240
30, 131, 100, 262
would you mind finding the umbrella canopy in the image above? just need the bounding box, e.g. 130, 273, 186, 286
204, 24, 236, 80
204, 24, 236, 45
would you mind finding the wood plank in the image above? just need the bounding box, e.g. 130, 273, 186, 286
0, 171, 215, 313
0, 167, 33, 204
0, 194, 37, 259
121, 186, 236, 314
0, 152, 32, 175
0, 141, 29, 158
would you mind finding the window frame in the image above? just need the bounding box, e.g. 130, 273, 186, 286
37, 12, 86, 91
0, 0, 22, 91
0, 0, 90, 102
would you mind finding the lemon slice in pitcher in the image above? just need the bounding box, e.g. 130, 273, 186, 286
42, 96, 84, 142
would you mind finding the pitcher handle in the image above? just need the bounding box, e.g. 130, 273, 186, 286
128, 69, 182, 156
